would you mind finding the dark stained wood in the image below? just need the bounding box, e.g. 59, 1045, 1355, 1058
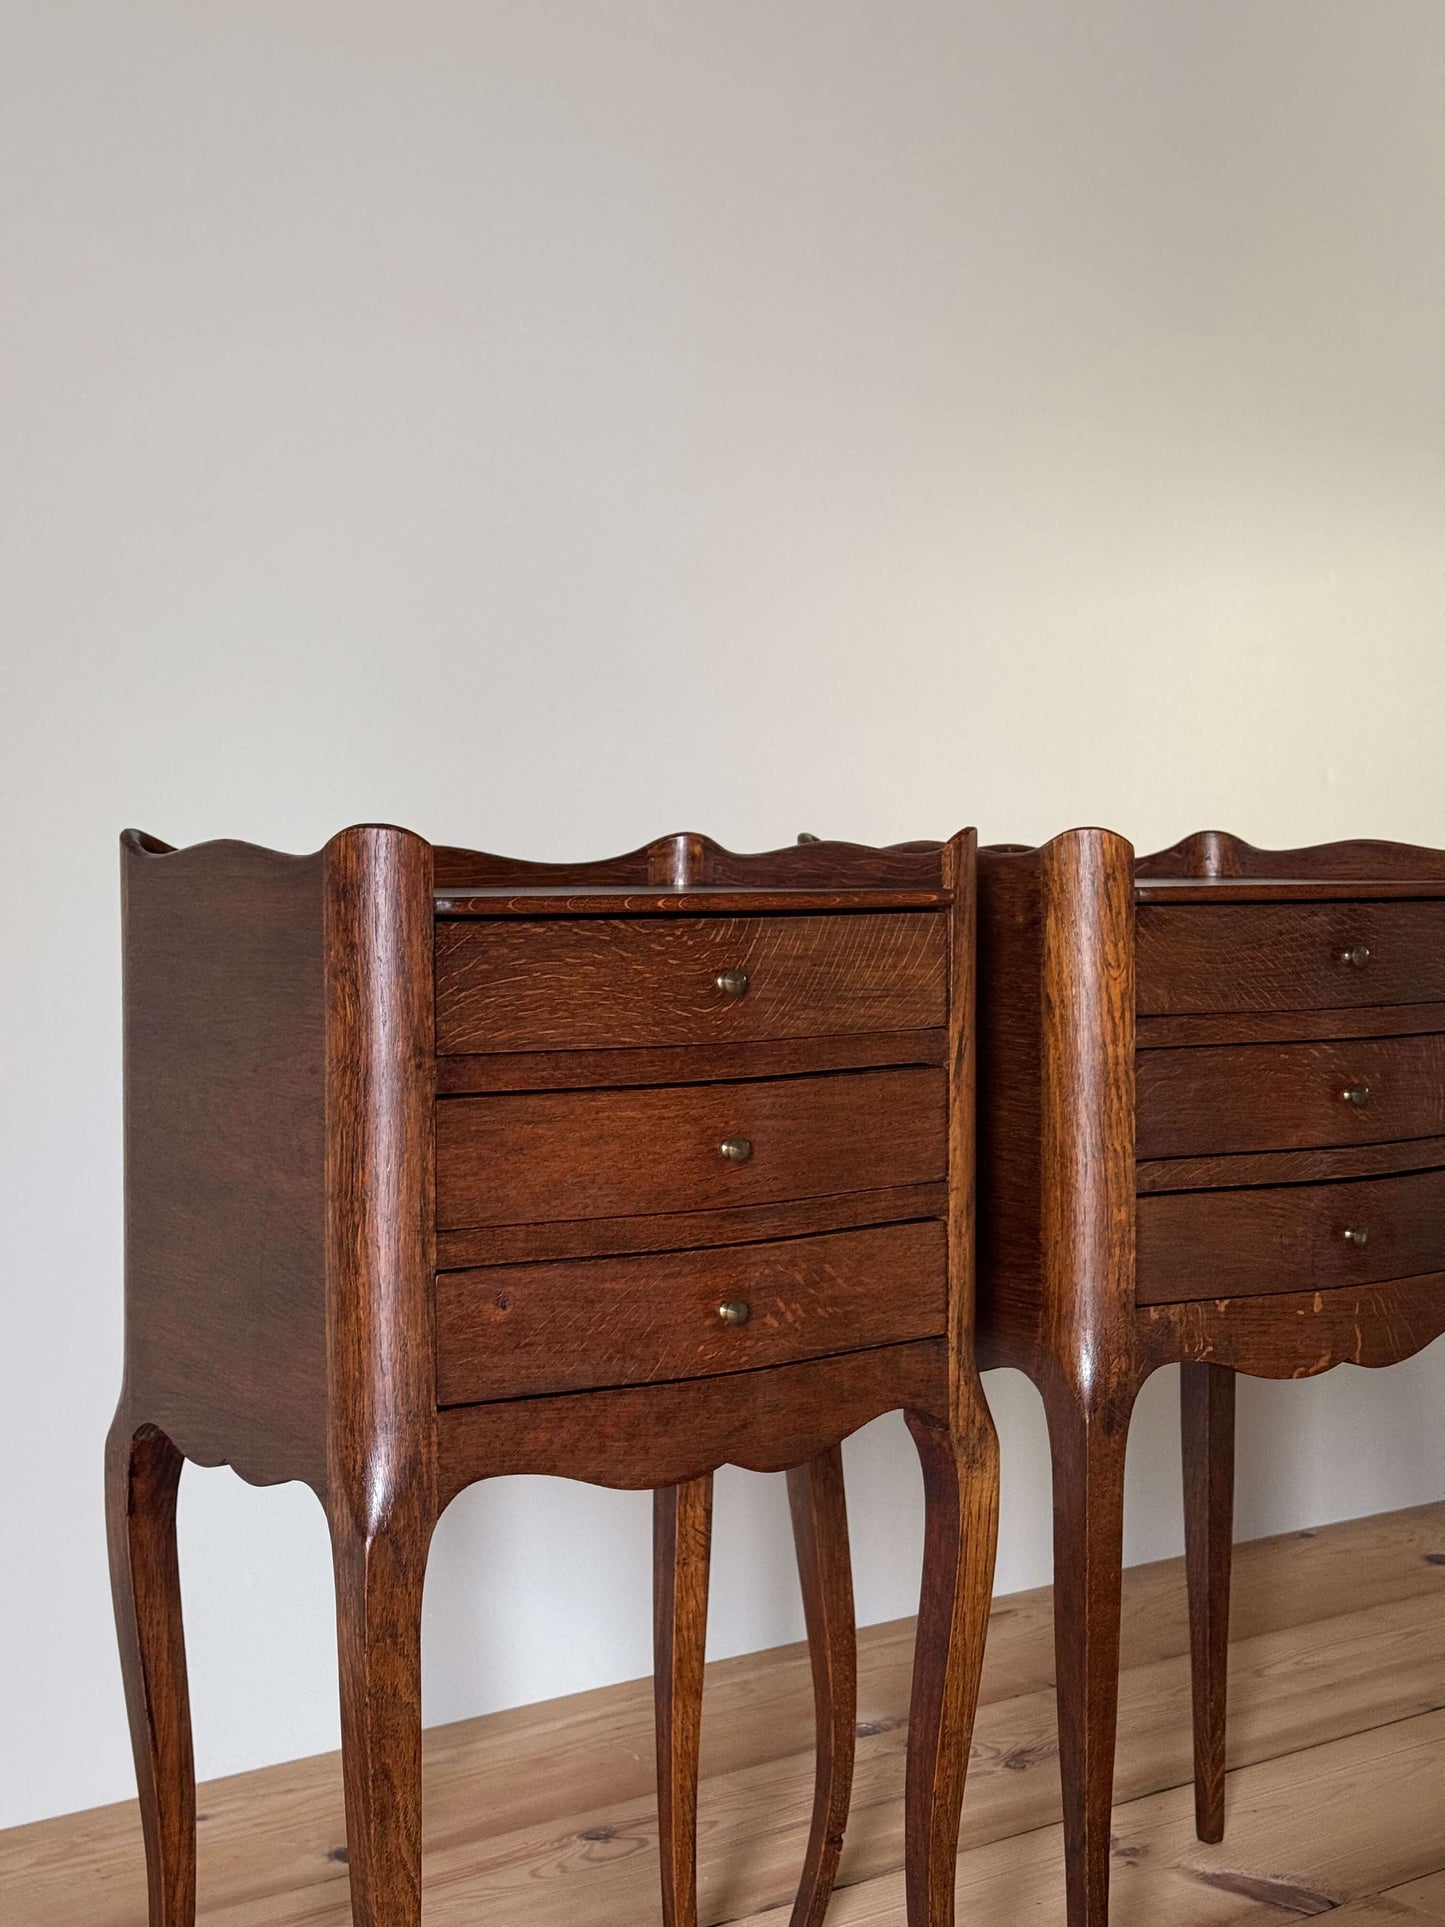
119, 830, 329, 1492
1136, 900, 1445, 1013
1136, 1272, 1445, 1377
653, 1477, 713, 1927
1181, 1361, 1234, 1845
435, 1028, 948, 1093
1137, 1000, 1445, 1049
786, 1447, 856, 1927
114, 824, 992, 1927
436, 913, 946, 1053
435, 1182, 948, 1270
1137, 1030, 1445, 1159
974, 828, 1445, 1925
1137, 1166, 1445, 1305
1136, 1134, 1445, 1195
435, 1340, 952, 1504
436, 1068, 947, 1229
104, 1420, 193, 1927
435, 1222, 947, 1404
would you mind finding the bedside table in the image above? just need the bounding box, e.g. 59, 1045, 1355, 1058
973, 828, 1445, 1926
107, 825, 1000, 1927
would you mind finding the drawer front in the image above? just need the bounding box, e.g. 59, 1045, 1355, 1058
1136, 1032, 1445, 1159
436, 1067, 947, 1230
1137, 1165, 1445, 1304
1137, 902, 1445, 1016
435, 1219, 947, 1403
435, 913, 946, 1054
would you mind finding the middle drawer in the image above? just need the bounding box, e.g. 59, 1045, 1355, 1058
1136, 1030, 1445, 1160
436, 1066, 948, 1229
435, 1219, 947, 1403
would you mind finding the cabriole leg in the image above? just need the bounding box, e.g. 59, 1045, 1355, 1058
106, 1415, 195, 1927
1181, 1360, 1235, 1844
903, 1396, 1001, 1927
787, 1444, 857, 1927
654, 1476, 714, 1927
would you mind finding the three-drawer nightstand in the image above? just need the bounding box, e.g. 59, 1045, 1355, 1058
107, 825, 1000, 1927
971, 828, 1445, 1926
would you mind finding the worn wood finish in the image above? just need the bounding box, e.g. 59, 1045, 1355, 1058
436, 1183, 948, 1271
971, 828, 1445, 1926
1136, 1030, 1445, 1159
436, 914, 946, 1053
654, 1478, 714, 1927
1137, 1166, 1445, 1305
1137, 900, 1445, 1014
436, 1222, 947, 1404
435, 1067, 947, 1229
435, 1029, 948, 1095
786, 1447, 857, 1927
1181, 1362, 1234, 1844
114, 827, 994, 1925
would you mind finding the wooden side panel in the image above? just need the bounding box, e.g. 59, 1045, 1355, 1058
120, 833, 328, 1490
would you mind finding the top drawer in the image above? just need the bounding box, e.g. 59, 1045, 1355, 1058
1137, 902, 1445, 1016
435, 913, 947, 1054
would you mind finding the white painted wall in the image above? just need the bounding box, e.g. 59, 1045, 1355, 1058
3, 0, 1443, 1830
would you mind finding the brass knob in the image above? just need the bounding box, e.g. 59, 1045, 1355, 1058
1341, 1084, 1372, 1108
1342, 945, 1372, 969
719, 1136, 754, 1163
716, 967, 750, 997
717, 1299, 751, 1327
1343, 1226, 1370, 1247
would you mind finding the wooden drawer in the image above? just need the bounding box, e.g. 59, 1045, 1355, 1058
1136, 1032, 1445, 1159
1137, 1165, 1445, 1304
435, 1219, 947, 1403
434, 913, 946, 1054
435, 1067, 947, 1230
1136, 901, 1445, 1016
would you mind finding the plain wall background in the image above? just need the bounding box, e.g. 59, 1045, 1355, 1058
3, 0, 1443, 1830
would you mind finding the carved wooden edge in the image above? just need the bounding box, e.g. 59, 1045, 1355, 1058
1036, 830, 1139, 1416
433, 831, 947, 892
1136, 830, 1445, 881
322, 828, 439, 1541
942, 831, 991, 1436
434, 1342, 951, 1509
1135, 1276, 1445, 1378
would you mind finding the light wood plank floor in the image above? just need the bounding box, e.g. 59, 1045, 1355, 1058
6, 1502, 1445, 1924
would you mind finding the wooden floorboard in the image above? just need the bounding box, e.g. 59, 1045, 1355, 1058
4, 1501, 1444, 1925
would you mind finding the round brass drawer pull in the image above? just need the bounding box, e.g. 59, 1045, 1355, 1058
716, 967, 750, 997
1341, 945, 1372, 969
1343, 1226, 1370, 1247
1341, 1084, 1372, 1108
719, 1135, 754, 1163
717, 1300, 752, 1327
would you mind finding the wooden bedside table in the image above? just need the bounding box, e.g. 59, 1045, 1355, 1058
107, 825, 1000, 1927
971, 828, 1445, 1926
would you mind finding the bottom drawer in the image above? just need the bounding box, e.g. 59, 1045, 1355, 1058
1136, 1165, 1445, 1305
435, 1218, 946, 1405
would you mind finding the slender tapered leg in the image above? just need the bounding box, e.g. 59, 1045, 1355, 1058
106, 1415, 195, 1927
903, 1399, 1001, 1927
1181, 1361, 1235, 1844
786, 1445, 857, 1927
654, 1476, 714, 1927
332, 1512, 431, 1927
1044, 1386, 1134, 1927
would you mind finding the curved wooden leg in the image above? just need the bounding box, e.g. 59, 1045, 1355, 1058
903, 1394, 1001, 1927
106, 1414, 195, 1927
1181, 1361, 1235, 1845
654, 1476, 714, 1927
1044, 1383, 1135, 1927
786, 1445, 857, 1927
332, 1506, 432, 1927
